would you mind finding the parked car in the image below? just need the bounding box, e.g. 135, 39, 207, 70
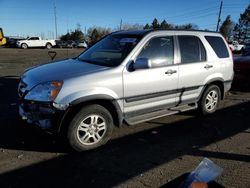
242, 43, 250, 56
76, 40, 88, 48
5, 36, 25, 47
18, 29, 233, 151
16, 37, 56, 49
228, 41, 245, 52
55, 40, 76, 48
234, 55, 250, 81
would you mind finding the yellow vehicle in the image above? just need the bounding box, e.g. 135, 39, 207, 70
0, 28, 7, 46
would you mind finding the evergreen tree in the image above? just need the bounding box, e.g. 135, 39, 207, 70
220, 15, 234, 40
160, 20, 172, 29
144, 23, 150, 29
152, 18, 160, 29
233, 4, 250, 42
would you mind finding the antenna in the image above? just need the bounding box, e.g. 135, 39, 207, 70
54, 1, 58, 39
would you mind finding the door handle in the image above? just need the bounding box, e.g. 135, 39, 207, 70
165, 69, 177, 75
204, 64, 213, 69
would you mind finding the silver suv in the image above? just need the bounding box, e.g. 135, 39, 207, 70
18, 30, 234, 151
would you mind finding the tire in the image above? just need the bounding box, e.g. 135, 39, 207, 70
199, 85, 221, 115
67, 104, 114, 151
46, 43, 52, 49
21, 43, 28, 49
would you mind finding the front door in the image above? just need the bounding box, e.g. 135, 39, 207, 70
123, 36, 179, 117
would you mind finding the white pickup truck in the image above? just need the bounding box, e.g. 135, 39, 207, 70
228, 41, 245, 52
16, 37, 56, 49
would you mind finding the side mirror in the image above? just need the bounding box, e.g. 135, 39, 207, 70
133, 58, 151, 70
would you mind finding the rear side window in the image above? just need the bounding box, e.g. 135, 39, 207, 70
178, 36, 206, 64
205, 36, 229, 58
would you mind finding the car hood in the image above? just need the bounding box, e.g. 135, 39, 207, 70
22, 58, 110, 89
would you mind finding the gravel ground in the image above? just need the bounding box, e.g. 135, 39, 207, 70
0, 48, 249, 188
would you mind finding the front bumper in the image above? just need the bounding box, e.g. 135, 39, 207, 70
19, 100, 66, 132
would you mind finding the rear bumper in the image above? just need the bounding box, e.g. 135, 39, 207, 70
19, 100, 66, 133
224, 80, 233, 93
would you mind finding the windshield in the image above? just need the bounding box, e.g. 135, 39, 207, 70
78, 34, 141, 67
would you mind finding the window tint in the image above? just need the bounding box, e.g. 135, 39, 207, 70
137, 36, 174, 67
178, 36, 206, 64
29, 37, 39, 40
205, 36, 229, 58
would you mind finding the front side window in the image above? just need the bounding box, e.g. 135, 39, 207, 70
178, 36, 206, 64
136, 36, 174, 67
78, 34, 141, 67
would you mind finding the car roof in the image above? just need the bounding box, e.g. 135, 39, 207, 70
112, 29, 220, 37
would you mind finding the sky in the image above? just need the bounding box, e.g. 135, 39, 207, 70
1, 0, 249, 38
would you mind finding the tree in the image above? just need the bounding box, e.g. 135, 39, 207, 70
60, 32, 71, 41
233, 4, 250, 42
87, 27, 111, 45
152, 18, 160, 29
121, 23, 144, 30
160, 20, 173, 29
220, 15, 234, 40
175, 23, 198, 30
60, 24, 85, 41
144, 23, 150, 29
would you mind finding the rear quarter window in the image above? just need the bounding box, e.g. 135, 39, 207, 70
205, 36, 229, 58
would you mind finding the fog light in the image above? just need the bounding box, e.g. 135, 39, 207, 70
53, 102, 69, 110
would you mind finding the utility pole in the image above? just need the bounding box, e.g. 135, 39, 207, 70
54, 1, 58, 39
216, 0, 223, 32
119, 19, 123, 30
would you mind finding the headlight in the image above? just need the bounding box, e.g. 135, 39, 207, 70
25, 81, 63, 102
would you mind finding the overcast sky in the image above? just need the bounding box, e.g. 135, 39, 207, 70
1, 0, 249, 38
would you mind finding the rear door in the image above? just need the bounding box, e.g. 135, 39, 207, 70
176, 35, 214, 105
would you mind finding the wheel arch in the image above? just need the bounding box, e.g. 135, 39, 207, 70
199, 79, 225, 101
21, 43, 28, 48
58, 95, 123, 134
45, 42, 52, 48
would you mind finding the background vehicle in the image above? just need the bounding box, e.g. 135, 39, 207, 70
16, 37, 56, 49
242, 43, 250, 56
55, 40, 76, 48
228, 41, 245, 52
18, 30, 233, 151
5, 36, 25, 47
234, 56, 250, 81
75, 40, 88, 48
0, 28, 7, 46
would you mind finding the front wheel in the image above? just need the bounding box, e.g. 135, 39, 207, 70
21, 43, 28, 49
67, 104, 114, 151
199, 85, 221, 115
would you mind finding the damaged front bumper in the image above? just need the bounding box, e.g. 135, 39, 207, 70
19, 100, 67, 132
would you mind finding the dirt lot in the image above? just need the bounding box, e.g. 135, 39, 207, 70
0, 48, 249, 188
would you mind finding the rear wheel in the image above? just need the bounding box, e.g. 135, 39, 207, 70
21, 43, 28, 49
46, 43, 52, 49
67, 104, 114, 151
199, 85, 221, 115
